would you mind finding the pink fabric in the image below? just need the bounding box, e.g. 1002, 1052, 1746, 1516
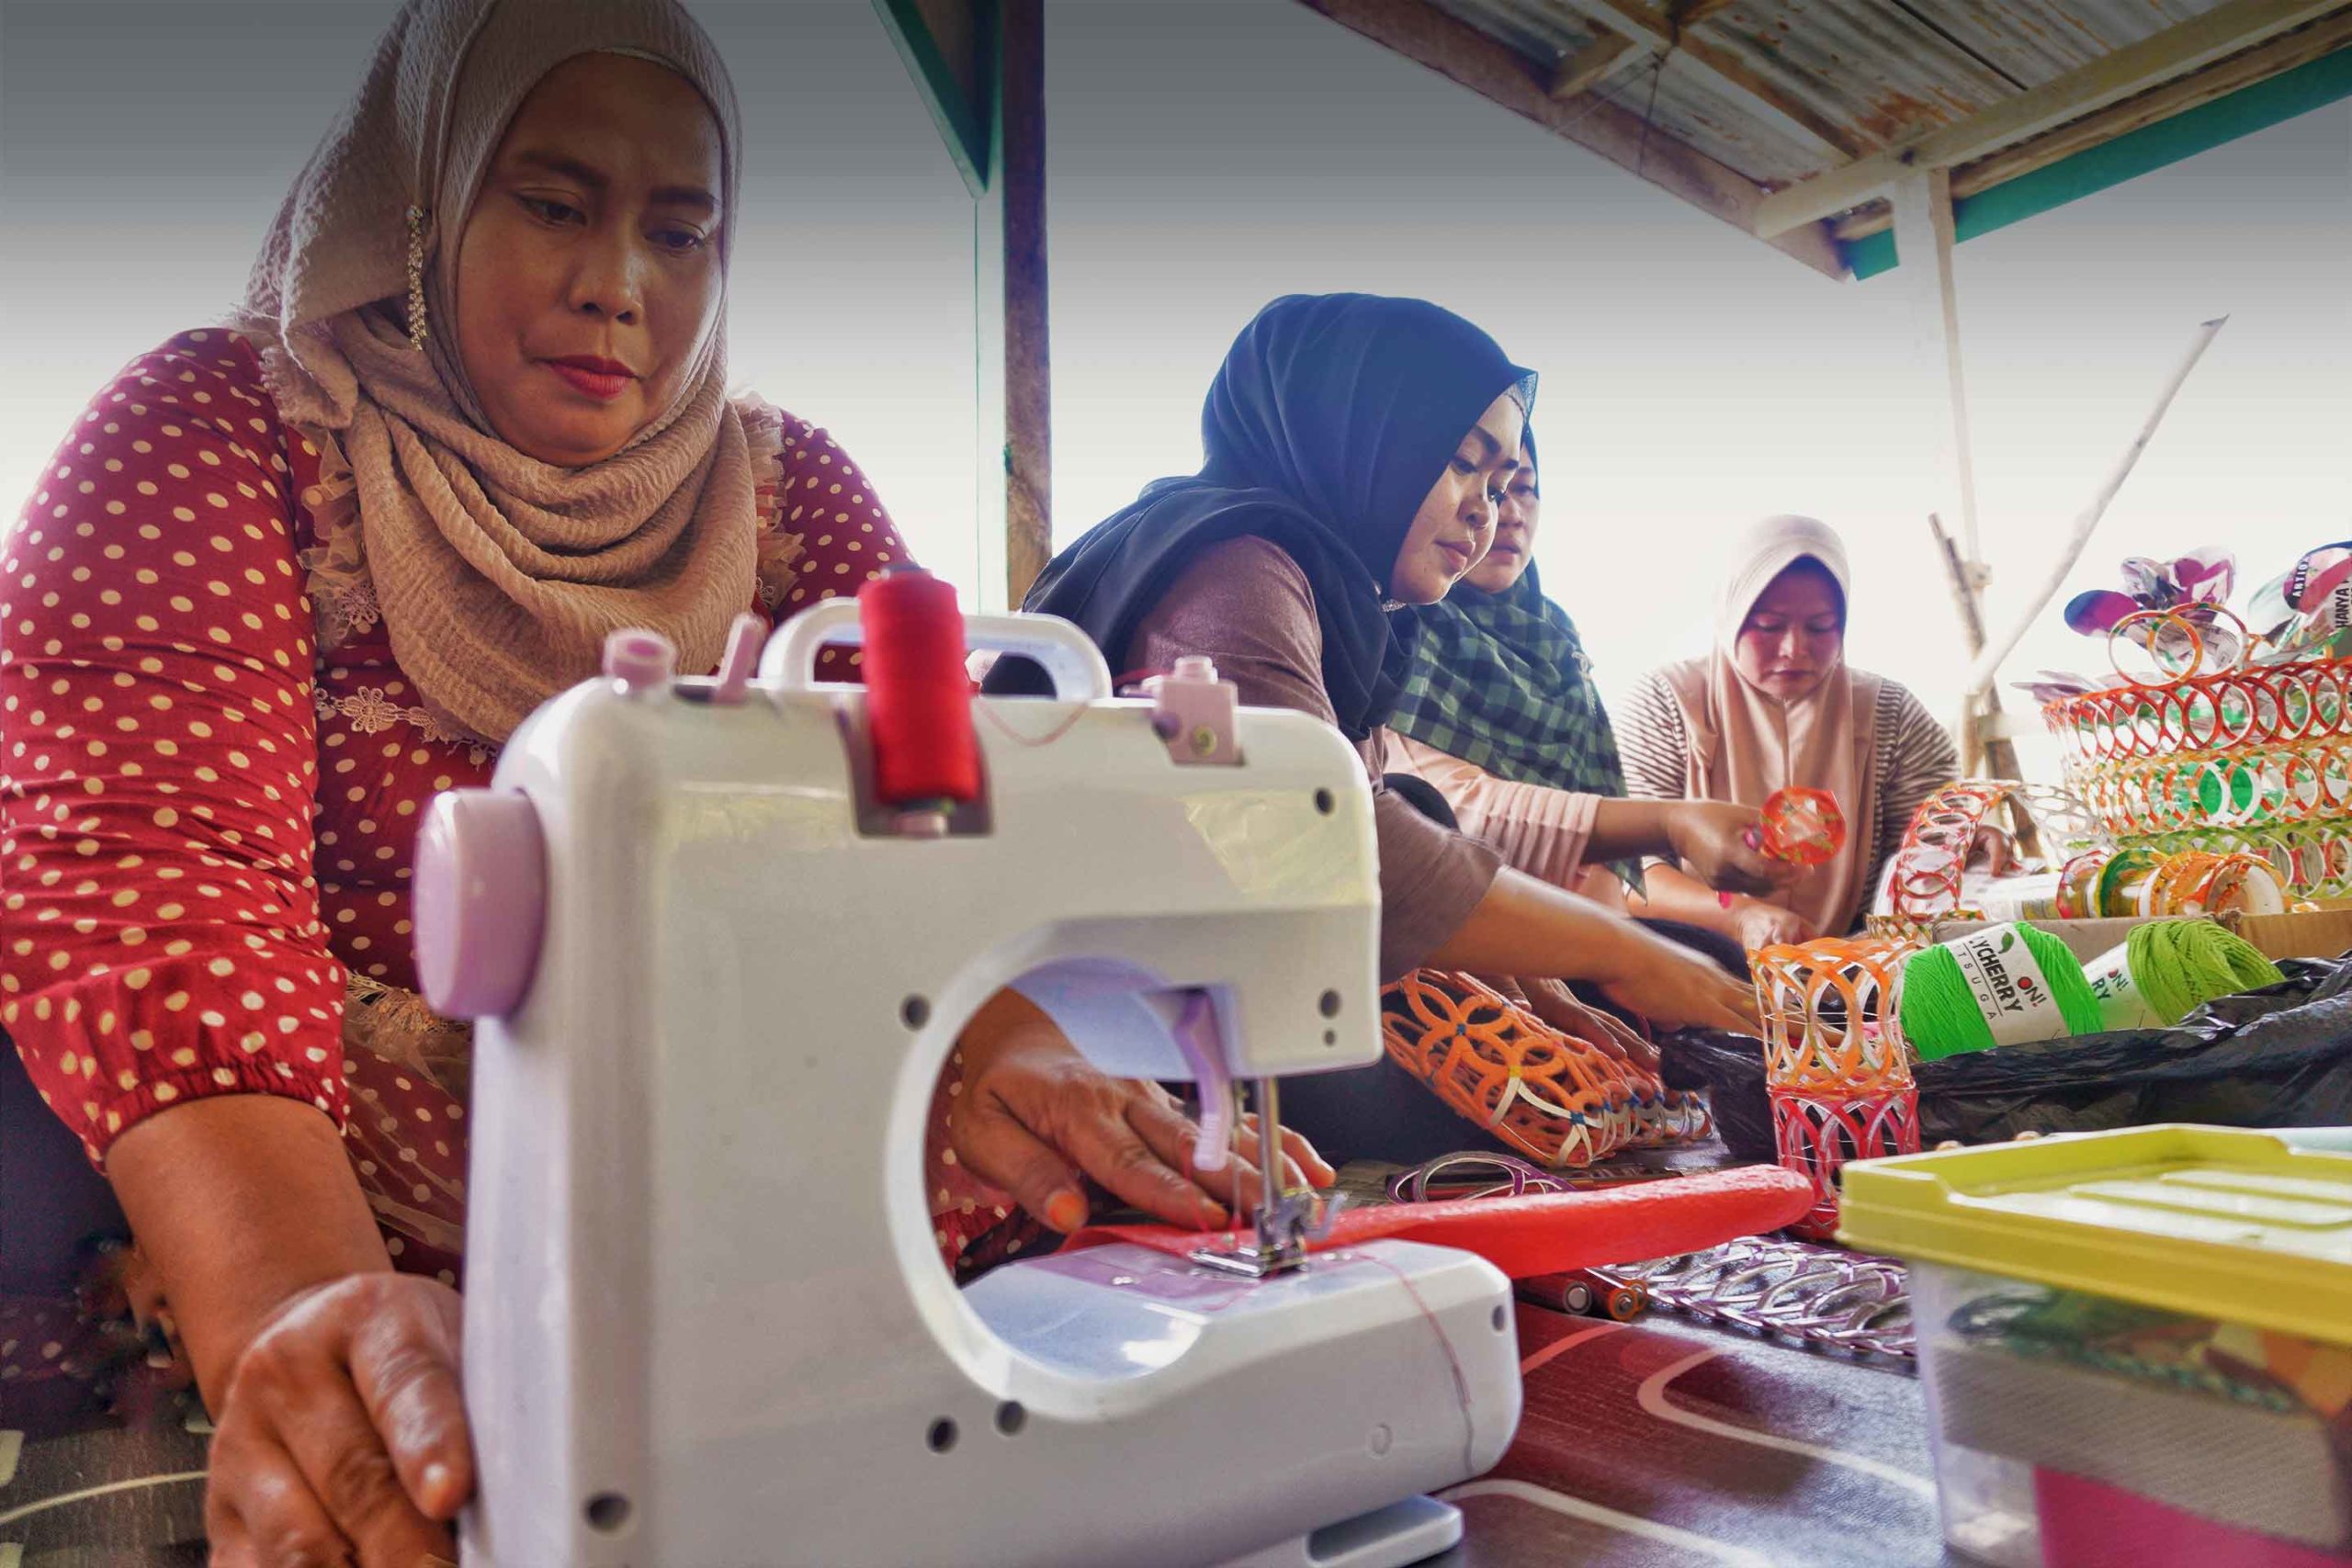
1067, 1165, 1815, 1280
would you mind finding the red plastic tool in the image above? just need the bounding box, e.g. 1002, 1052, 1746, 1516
1066, 1165, 1814, 1281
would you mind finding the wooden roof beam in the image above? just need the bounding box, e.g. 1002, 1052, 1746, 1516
1831, 12, 2352, 242
1291, 0, 1847, 278
1754, 0, 2352, 236
1548, 32, 1642, 99
1668, 0, 1744, 25
1548, 1, 1738, 101
1549, 0, 1878, 161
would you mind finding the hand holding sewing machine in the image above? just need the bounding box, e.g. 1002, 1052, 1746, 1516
951, 991, 1334, 1234
105, 994, 1324, 1567
202, 1271, 470, 1568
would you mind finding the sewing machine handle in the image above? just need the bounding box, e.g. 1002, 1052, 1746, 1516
759, 600, 1116, 703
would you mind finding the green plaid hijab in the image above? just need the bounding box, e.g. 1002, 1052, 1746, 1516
1392, 558, 1639, 886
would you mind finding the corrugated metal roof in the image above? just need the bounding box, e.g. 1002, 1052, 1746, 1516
1699, 0, 2018, 143
1633, 55, 1844, 181
1432, 0, 1609, 60
1901, 0, 2216, 88
1424, 0, 2267, 188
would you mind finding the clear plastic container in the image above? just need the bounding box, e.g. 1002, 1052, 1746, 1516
1841, 1126, 2352, 1568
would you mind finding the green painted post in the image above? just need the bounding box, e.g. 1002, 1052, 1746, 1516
1850, 46, 2352, 280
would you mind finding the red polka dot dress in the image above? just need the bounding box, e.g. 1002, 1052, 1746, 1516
1, 331, 1033, 1318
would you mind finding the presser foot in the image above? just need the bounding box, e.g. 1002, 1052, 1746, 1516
1189, 1190, 1341, 1279
1210, 1495, 1464, 1568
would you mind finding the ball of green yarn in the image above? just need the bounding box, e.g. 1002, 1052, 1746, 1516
1902, 921, 2108, 1060
2127, 919, 2286, 1026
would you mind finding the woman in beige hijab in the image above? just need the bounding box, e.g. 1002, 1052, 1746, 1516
1617, 516, 1959, 948
0, 2, 1318, 1558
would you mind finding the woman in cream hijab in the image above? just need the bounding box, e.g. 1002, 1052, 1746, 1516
0, 2, 1320, 1557
1617, 516, 1959, 947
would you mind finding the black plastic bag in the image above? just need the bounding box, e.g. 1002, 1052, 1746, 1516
1676, 955, 2352, 1164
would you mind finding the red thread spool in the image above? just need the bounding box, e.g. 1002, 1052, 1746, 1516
858, 569, 980, 808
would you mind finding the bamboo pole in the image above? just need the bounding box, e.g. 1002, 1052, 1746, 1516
1962, 316, 2230, 697
1932, 513, 2043, 860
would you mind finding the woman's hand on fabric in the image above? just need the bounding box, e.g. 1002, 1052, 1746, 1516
1587, 922, 1760, 1035
1730, 899, 1813, 953
950, 991, 1335, 1235
1665, 803, 1803, 896
203, 1272, 471, 1568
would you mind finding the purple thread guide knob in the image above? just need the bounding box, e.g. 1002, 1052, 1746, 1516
604, 626, 676, 690
414, 790, 547, 1021
1145, 655, 1238, 764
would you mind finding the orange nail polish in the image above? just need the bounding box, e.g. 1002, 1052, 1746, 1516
418, 1460, 461, 1515
1045, 1190, 1088, 1234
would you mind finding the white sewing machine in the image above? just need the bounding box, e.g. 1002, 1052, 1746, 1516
415, 602, 1521, 1568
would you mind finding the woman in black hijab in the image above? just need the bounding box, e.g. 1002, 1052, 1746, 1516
1014, 294, 1758, 1035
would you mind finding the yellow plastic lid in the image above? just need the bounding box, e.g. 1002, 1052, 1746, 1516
1838, 1125, 2352, 1347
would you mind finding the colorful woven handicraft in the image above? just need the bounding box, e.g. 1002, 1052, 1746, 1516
1724, 785, 1849, 911
1875, 778, 2113, 938
2043, 604, 2352, 898
1758, 784, 1846, 867
1752, 937, 1922, 1238
2054, 845, 2290, 918
1499, 976, 1713, 1149
1379, 971, 1705, 1168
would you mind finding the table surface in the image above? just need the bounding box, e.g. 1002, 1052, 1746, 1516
1439, 1305, 1963, 1568
1, 1299, 1962, 1566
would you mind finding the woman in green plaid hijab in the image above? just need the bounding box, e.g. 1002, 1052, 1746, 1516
1388, 433, 1786, 909
1392, 434, 1625, 801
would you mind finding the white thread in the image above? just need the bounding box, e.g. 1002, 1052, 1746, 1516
1636, 1347, 1938, 1498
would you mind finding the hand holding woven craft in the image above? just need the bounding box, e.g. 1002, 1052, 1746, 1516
1502, 976, 1710, 1142
1758, 785, 1846, 868
1382, 971, 1679, 1168
1514, 976, 1660, 1076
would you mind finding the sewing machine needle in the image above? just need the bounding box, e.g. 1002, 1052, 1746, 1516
1253, 1077, 1286, 1262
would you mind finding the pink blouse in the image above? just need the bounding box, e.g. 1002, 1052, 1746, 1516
1377, 730, 1625, 910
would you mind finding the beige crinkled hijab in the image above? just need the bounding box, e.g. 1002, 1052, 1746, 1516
1657, 515, 1882, 936
235, 0, 759, 744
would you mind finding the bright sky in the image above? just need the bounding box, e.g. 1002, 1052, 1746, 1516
5, 2, 2347, 785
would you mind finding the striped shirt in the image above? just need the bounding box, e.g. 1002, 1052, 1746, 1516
1617, 668, 1958, 918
